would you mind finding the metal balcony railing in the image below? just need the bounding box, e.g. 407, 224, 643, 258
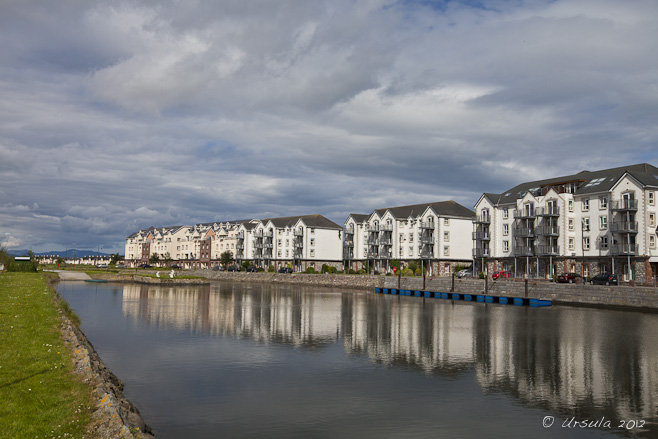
419, 221, 435, 229
514, 246, 535, 256
514, 227, 535, 237
514, 209, 536, 219
610, 244, 638, 255
535, 226, 560, 236
475, 215, 490, 224
472, 232, 490, 240
536, 245, 560, 256
473, 248, 490, 258
611, 200, 638, 211
610, 222, 638, 233
535, 206, 560, 216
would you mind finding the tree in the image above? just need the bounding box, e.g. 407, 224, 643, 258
110, 253, 122, 265
149, 253, 160, 264
162, 252, 173, 265
220, 250, 233, 267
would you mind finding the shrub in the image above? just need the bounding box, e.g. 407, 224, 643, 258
267, 265, 275, 273
305, 267, 318, 274
401, 268, 414, 277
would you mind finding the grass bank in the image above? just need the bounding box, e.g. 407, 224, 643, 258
0, 272, 94, 439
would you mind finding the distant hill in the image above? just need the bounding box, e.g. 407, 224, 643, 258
7, 249, 118, 258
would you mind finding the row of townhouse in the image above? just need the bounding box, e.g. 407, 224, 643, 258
473, 163, 658, 281
125, 215, 344, 271
343, 201, 476, 276
124, 163, 658, 281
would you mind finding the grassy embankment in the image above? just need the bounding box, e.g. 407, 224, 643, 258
0, 272, 94, 439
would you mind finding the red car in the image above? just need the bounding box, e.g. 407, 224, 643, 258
491, 271, 512, 280
557, 273, 582, 283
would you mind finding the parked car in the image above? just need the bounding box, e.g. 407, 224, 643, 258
590, 273, 618, 285
278, 267, 293, 273
212, 265, 225, 271
170, 264, 182, 270
116, 263, 126, 269
138, 263, 152, 269
246, 266, 258, 272
227, 265, 241, 272
456, 269, 472, 278
96, 263, 109, 268
491, 271, 511, 280
557, 273, 582, 283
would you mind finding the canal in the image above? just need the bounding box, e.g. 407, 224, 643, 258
56, 281, 658, 438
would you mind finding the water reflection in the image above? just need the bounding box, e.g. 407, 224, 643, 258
119, 282, 658, 434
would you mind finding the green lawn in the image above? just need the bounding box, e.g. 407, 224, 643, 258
0, 272, 93, 439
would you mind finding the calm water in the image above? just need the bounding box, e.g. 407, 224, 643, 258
56, 281, 658, 438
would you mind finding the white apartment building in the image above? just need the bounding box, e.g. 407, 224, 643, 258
126, 215, 343, 271
238, 214, 343, 271
473, 163, 658, 282
344, 201, 476, 276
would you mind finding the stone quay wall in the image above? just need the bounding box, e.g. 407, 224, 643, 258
382, 276, 658, 310
93, 270, 658, 311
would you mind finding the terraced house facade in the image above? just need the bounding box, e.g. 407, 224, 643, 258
473, 163, 658, 282
125, 214, 343, 271
344, 201, 475, 276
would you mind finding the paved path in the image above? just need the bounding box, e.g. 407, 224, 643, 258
45, 270, 92, 281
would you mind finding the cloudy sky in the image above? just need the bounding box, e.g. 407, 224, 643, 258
1, 0, 657, 253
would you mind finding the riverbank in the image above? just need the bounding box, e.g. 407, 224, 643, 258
0, 272, 154, 439
86, 269, 658, 311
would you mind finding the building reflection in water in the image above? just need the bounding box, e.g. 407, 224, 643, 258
122, 282, 657, 430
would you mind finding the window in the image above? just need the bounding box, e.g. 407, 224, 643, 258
442, 218, 449, 226
310, 249, 315, 257
650, 192, 655, 206
650, 213, 656, 227
503, 241, 509, 252
444, 231, 450, 242
600, 196, 608, 209
600, 236, 609, 250
599, 216, 608, 230
583, 237, 590, 251
583, 218, 590, 232
569, 238, 575, 251
277, 250, 282, 257
310, 238, 315, 246
503, 208, 509, 219
278, 239, 282, 246
311, 228, 315, 234
650, 235, 656, 249
568, 199, 574, 212
503, 224, 509, 236
443, 246, 450, 256
582, 199, 590, 211
568, 219, 574, 231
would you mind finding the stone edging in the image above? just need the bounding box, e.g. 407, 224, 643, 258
56, 293, 155, 438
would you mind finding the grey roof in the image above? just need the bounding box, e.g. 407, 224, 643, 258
346, 214, 369, 223
373, 200, 475, 219
496, 163, 658, 205
262, 214, 342, 230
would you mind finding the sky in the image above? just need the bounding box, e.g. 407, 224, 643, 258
1, 0, 657, 254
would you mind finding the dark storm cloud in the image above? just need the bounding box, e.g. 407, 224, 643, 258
1, 0, 657, 252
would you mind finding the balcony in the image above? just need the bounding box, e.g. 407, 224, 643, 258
514, 227, 535, 238
610, 221, 638, 233
366, 225, 380, 232
535, 206, 560, 216
420, 236, 434, 244
380, 224, 393, 232
610, 244, 638, 255
294, 230, 304, 237
419, 251, 433, 258
367, 237, 379, 245
419, 221, 435, 229
472, 232, 490, 241
535, 225, 560, 236
536, 245, 560, 256
515, 246, 535, 256
379, 251, 392, 259
294, 241, 304, 248
379, 239, 392, 246
344, 240, 354, 247
264, 243, 273, 248
236, 244, 244, 250
473, 248, 490, 258
514, 209, 536, 219
474, 215, 491, 224
344, 229, 354, 236
611, 200, 638, 211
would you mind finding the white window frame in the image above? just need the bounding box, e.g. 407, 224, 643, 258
601, 236, 608, 250
582, 199, 590, 211
600, 196, 608, 209
583, 237, 590, 251
650, 192, 655, 206
650, 213, 656, 227
443, 246, 450, 256
600, 216, 608, 230
444, 231, 450, 242
568, 199, 574, 212
503, 240, 509, 252
568, 219, 574, 231
568, 238, 575, 251
503, 208, 509, 219
503, 224, 509, 236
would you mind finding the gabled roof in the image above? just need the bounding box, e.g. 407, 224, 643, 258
346, 214, 369, 223
496, 163, 658, 205
261, 214, 342, 230
372, 200, 475, 219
